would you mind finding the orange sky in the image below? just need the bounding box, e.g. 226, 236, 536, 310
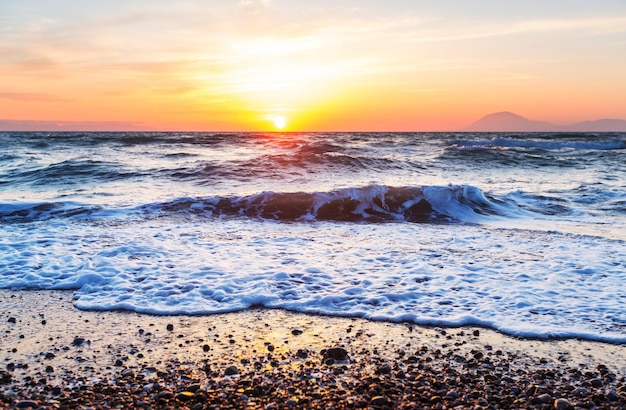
1, 1, 626, 131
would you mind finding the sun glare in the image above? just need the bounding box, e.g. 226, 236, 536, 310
272, 115, 287, 130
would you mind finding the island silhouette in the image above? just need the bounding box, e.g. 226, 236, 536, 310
463, 111, 626, 132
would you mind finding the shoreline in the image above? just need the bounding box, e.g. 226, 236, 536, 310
2, 290, 625, 409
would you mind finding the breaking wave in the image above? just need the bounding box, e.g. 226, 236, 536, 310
1, 184, 549, 224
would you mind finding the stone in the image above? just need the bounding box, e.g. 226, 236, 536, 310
187, 384, 201, 393
0, 371, 12, 384
224, 365, 239, 376
157, 391, 173, 399
121, 369, 135, 378
71, 337, 86, 346
323, 347, 348, 361
371, 396, 388, 406
537, 393, 552, 404
606, 391, 619, 401
573, 387, 589, 396
15, 401, 39, 408
554, 398, 572, 410
176, 391, 194, 402
589, 378, 603, 388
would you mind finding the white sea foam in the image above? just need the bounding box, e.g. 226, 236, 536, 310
1, 218, 624, 342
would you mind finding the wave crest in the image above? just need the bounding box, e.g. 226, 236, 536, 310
447, 136, 626, 151
0, 185, 516, 224
152, 185, 510, 224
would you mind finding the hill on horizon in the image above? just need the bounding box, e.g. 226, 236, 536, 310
463, 112, 626, 132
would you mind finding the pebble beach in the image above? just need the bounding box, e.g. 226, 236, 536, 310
1, 290, 625, 409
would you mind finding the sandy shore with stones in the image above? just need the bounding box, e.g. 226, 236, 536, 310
1, 290, 625, 409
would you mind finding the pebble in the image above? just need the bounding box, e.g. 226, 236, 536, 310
536, 393, 552, 404
224, 365, 239, 375
15, 401, 39, 408
554, 397, 572, 409
607, 391, 620, 401
371, 396, 388, 406
323, 347, 348, 361
176, 391, 194, 401
156, 391, 173, 399
590, 378, 603, 388
0, 371, 12, 384
573, 387, 589, 396
71, 337, 86, 346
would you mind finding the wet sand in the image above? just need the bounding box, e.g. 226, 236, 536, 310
1, 290, 625, 409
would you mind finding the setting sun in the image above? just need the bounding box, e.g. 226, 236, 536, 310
272, 116, 287, 130
263, 115, 287, 130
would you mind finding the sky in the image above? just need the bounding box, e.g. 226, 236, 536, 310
1, 0, 626, 131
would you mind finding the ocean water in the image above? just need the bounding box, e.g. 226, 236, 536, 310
1, 132, 625, 342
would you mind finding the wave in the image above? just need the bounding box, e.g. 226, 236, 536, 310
0, 184, 526, 224
150, 185, 520, 224
447, 136, 626, 151
0, 159, 142, 187
0, 202, 103, 222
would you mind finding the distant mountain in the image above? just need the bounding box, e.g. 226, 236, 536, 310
566, 119, 626, 132
463, 112, 626, 132
463, 112, 556, 132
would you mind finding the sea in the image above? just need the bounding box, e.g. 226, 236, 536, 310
1, 132, 625, 343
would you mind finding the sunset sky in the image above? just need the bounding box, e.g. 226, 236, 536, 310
1, 1, 625, 131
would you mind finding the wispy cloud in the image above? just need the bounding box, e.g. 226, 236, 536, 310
409, 16, 626, 43
0, 92, 69, 102
0, 119, 153, 132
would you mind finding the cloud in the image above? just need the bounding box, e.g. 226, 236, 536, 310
0, 92, 69, 102
409, 16, 626, 43
0, 120, 154, 132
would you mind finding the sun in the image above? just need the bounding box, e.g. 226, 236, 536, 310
260, 114, 289, 130
272, 115, 287, 130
